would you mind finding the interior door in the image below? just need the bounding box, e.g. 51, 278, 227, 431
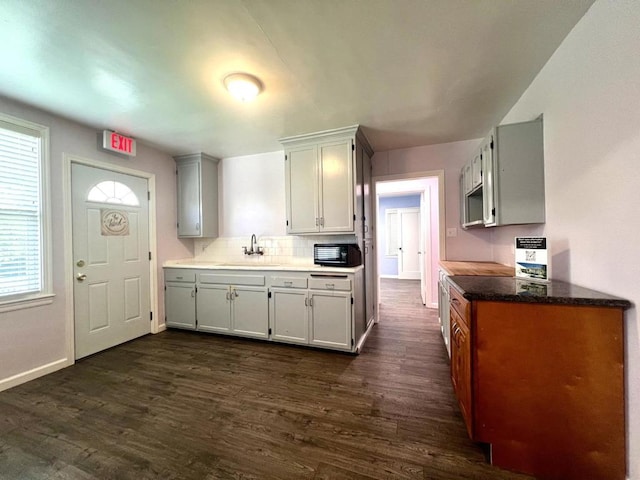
72, 163, 150, 359
398, 208, 420, 280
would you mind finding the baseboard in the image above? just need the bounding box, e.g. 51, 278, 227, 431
157, 323, 167, 333
379, 274, 398, 279
0, 357, 72, 393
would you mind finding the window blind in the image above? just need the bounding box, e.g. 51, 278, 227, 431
0, 124, 42, 297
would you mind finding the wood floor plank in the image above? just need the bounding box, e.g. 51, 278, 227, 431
0, 278, 532, 479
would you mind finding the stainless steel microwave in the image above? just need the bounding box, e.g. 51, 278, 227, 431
313, 244, 362, 267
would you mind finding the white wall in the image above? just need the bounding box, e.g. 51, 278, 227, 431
218, 151, 286, 237
0, 95, 191, 388
372, 138, 491, 261
490, 1, 640, 476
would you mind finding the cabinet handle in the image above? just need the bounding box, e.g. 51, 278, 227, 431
191, 290, 195, 298
364, 225, 369, 233
309, 297, 313, 307
225, 291, 230, 300
325, 283, 335, 289
234, 289, 239, 298
451, 298, 460, 305
315, 217, 319, 226
195, 222, 200, 231
320, 217, 324, 227
305, 298, 308, 307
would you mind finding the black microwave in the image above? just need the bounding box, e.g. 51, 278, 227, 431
314, 243, 362, 267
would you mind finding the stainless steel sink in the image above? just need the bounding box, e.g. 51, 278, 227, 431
215, 263, 280, 267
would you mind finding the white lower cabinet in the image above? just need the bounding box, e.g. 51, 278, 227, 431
231, 286, 269, 339
165, 283, 196, 329
164, 267, 365, 353
165, 269, 196, 329
197, 284, 268, 339
197, 284, 232, 333
309, 290, 351, 350
270, 288, 309, 345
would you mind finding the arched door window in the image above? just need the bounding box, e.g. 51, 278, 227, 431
87, 181, 139, 206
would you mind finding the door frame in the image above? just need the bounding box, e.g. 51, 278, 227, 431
373, 170, 445, 310
62, 154, 159, 362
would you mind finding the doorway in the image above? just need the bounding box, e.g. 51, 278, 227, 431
70, 162, 152, 359
374, 172, 443, 312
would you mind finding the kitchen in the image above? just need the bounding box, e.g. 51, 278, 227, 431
0, 1, 639, 479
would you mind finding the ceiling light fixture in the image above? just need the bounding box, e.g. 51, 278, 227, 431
223, 73, 263, 102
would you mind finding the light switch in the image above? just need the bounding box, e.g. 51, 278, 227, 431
446, 228, 457, 237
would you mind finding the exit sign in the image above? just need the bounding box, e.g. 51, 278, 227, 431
102, 130, 136, 157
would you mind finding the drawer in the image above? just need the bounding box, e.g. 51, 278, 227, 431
164, 269, 195, 283
449, 285, 470, 325
308, 277, 351, 291
199, 273, 265, 286
271, 276, 308, 288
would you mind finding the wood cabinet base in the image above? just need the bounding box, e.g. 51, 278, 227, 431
472, 301, 625, 480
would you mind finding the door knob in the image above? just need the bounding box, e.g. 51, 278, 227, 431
76, 273, 87, 281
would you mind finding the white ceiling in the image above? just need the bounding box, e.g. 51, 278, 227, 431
0, 0, 594, 159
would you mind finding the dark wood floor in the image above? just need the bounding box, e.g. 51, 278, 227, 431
0, 279, 531, 479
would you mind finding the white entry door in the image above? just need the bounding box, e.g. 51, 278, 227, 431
72, 163, 151, 359
398, 208, 421, 280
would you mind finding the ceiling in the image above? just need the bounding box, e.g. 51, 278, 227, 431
0, 0, 594, 158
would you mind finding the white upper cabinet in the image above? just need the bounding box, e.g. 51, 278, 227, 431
461, 117, 545, 228
174, 153, 219, 238
318, 139, 354, 232
281, 125, 373, 235
483, 118, 545, 227
471, 152, 482, 190
286, 144, 321, 233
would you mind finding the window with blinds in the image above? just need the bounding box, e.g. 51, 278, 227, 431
0, 115, 48, 301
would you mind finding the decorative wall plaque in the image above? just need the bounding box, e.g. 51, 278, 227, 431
101, 209, 130, 236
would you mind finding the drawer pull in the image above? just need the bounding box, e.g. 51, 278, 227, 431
451, 298, 460, 305
326, 283, 335, 289
176, 276, 183, 280
284, 281, 293, 287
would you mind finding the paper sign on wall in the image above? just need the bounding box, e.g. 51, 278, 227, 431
101, 209, 130, 236
515, 237, 548, 282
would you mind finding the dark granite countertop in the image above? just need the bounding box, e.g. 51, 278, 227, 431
449, 275, 632, 309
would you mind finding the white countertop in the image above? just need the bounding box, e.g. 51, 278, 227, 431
163, 259, 363, 273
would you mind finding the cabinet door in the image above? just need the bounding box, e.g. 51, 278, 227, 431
459, 173, 467, 227
471, 152, 482, 189
450, 308, 472, 437
231, 286, 269, 339
270, 288, 309, 345
481, 136, 496, 226
318, 139, 354, 233
364, 241, 375, 327
463, 162, 472, 194
363, 149, 373, 238
197, 285, 232, 333
309, 291, 351, 350
165, 283, 196, 329
176, 160, 201, 237
285, 145, 319, 234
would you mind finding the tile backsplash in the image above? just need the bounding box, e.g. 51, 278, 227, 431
193, 235, 357, 265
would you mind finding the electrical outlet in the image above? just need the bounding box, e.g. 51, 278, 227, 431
446, 228, 457, 238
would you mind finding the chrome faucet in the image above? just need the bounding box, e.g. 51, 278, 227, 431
243, 234, 264, 256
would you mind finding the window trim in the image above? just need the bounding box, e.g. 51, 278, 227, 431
0, 112, 53, 311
